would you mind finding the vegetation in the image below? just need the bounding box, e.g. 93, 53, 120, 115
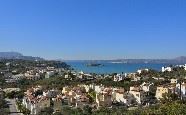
6, 91, 24, 99
38, 107, 54, 115
57, 100, 186, 115
16, 101, 31, 115
2, 59, 186, 115
0, 99, 9, 115
0, 94, 9, 115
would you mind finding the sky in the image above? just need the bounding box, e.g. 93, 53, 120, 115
0, 0, 186, 60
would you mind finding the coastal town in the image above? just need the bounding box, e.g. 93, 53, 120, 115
1, 0, 186, 114
1, 59, 186, 115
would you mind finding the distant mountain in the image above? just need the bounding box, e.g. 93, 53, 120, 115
174, 56, 186, 62
65, 56, 186, 64
108, 57, 186, 64
0, 52, 44, 61
0, 52, 23, 58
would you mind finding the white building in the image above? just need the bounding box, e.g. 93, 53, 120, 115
45, 71, 55, 78
113, 88, 134, 106
3, 88, 21, 93
78, 84, 90, 93
155, 85, 175, 100
129, 87, 145, 104
140, 82, 153, 92
132, 76, 141, 82
94, 85, 104, 93
171, 79, 178, 84
137, 69, 149, 74
162, 67, 172, 72
12, 74, 24, 80
25, 73, 41, 80
43, 90, 58, 98
113, 74, 125, 82
176, 82, 186, 98
22, 96, 51, 115
176, 64, 186, 70
64, 74, 70, 79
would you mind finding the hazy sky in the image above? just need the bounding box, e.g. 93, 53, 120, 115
0, 0, 186, 60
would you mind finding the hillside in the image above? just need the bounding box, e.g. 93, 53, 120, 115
0, 52, 44, 61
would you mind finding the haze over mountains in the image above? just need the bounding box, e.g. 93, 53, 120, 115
0, 52, 186, 64
109, 57, 186, 64
0, 52, 44, 61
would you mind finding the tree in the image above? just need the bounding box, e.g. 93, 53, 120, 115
160, 93, 178, 104
88, 89, 96, 103
38, 107, 54, 115
22, 107, 31, 115
83, 105, 92, 115
16, 101, 30, 115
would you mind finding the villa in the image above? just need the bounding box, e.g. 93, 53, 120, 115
129, 86, 146, 104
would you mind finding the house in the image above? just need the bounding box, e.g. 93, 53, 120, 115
47, 67, 55, 71
96, 92, 112, 108
152, 77, 165, 81
22, 96, 51, 115
43, 90, 58, 98
112, 88, 125, 101
176, 64, 186, 70
65, 74, 69, 79
66, 88, 89, 108
22, 86, 62, 115
68, 91, 76, 106
129, 86, 145, 104
137, 69, 149, 74
162, 67, 172, 72
62, 86, 72, 95
94, 85, 104, 93
131, 76, 141, 82
25, 73, 41, 80
122, 93, 135, 106
155, 86, 169, 100
3, 88, 21, 93
75, 95, 90, 108
128, 73, 137, 78
84, 73, 94, 80
171, 79, 178, 84
12, 74, 24, 80
112, 88, 134, 106
96, 87, 113, 108
45, 71, 55, 78
77, 71, 84, 79
176, 82, 186, 98
140, 82, 154, 92
113, 74, 125, 82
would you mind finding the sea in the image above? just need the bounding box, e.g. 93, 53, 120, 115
65, 61, 171, 74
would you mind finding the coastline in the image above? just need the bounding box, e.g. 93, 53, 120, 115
66, 61, 170, 74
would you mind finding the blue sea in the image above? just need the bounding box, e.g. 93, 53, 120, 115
66, 61, 170, 74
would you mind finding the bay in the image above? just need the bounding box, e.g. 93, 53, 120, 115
66, 61, 170, 74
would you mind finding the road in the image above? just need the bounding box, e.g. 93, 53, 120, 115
5, 98, 21, 115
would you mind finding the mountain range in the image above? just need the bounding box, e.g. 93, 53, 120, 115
109, 57, 186, 64
65, 57, 186, 64
1, 52, 186, 64
0, 52, 44, 61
